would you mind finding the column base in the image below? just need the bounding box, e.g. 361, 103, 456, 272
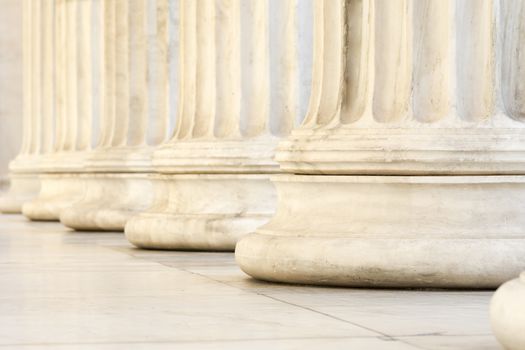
490, 272, 525, 350
125, 174, 276, 251
22, 174, 84, 221
235, 175, 525, 288
59, 174, 154, 231
0, 173, 40, 214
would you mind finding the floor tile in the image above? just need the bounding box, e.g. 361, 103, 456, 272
398, 335, 501, 350
0, 214, 501, 349
0, 337, 422, 350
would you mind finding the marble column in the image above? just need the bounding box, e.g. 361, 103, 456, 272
491, 273, 525, 350
0, 0, 47, 213
124, 0, 312, 250
22, 0, 95, 220
60, 0, 173, 231
236, 0, 525, 288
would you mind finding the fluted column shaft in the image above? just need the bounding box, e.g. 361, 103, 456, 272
151, 0, 311, 173
236, 0, 525, 288
124, 0, 313, 250
20, 0, 99, 221
276, 0, 525, 175
60, 0, 173, 231
0, 0, 54, 213
47, 0, 93, 167
16, 0, 49, 164
82, 0, 169, 171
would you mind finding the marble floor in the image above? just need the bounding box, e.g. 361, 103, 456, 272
0, 214, 501, 350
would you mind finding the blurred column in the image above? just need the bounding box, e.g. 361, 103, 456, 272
0, 0, 47, 213
22, 0, 96, 220
60, 0, 173, 231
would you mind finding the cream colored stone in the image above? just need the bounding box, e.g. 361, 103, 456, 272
22, 174, 85, 221
124, 0, 312, 250
1, 0, 47, 213
60, 173, 154, 231
490, 272, 525, 350
0, 174, 40, 214
22, 0, 94, 221
126, 174, 275, 251
0, 0, 23, 182
235, 0, 525, 287
5, 0, 525, 299
236, 175, 525, 288
61, 0, 172, 231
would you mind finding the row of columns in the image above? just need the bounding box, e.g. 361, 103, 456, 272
0, 1, 523, 348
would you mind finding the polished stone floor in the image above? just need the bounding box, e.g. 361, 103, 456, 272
0, 214, 501, 349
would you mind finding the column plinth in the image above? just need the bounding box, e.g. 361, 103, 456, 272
237, 175, 525, 288
236, 0, 525, 287
59, 173, 154, 231
59, 150, 155, 231
490, 272, 525, 349
0, 172, 40, 214
126, 174, 275, 250
126, 139, 278, 249
22, 174, 85, 221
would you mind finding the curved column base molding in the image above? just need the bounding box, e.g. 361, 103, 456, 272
278, 128, 525, 175
235, 175, 525, 288
59, 174, 154, 231
22, 174, 85, 221
490, 272, 525, 350
37, 152, 88, 173
125, 174, 276, 251
85, 148, 153, 173
0, 174, 40, 214
153, 139, 279, 174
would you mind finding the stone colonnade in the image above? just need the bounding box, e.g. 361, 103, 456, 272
0, 1, 524, 348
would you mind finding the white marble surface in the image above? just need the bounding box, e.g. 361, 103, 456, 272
0, 215, 500, 349
490, 274, 525, 349
0, 0, 22, 180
